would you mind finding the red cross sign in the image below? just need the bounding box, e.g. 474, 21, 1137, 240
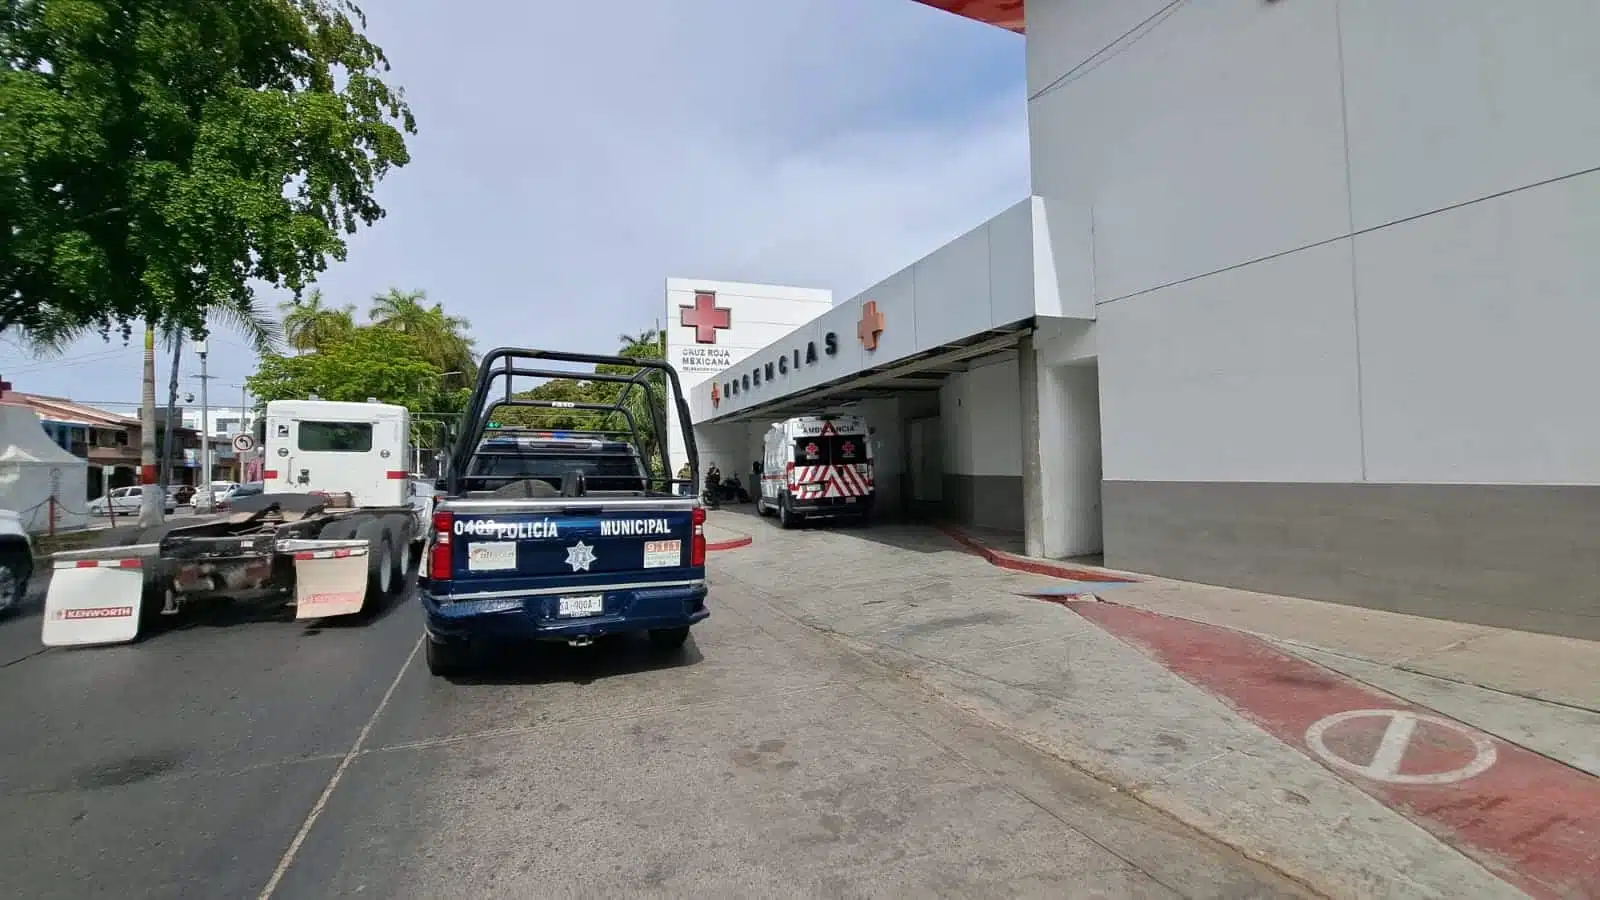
679, 291, 731, 345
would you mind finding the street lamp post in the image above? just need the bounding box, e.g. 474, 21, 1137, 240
197, 340, 210, 494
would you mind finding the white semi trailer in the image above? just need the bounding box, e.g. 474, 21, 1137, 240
42, 399, 425, 647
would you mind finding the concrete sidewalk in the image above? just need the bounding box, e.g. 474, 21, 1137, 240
709, 514, 1600, 899
943, 524, 1600, 779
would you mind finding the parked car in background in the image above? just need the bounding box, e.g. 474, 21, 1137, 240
88, 485, 177, 517
407, 476, 434, 535
213, 482, 264, 511
0, 509, 32, 615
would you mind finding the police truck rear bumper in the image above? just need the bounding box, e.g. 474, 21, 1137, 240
422, 580, 709, 645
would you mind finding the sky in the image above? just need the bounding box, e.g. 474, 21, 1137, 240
2, 0, 1028, 416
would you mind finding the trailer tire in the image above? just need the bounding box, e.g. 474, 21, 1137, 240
380, 514, 413, 585
352, 518, 396, 615
778, 493, 797, 530
0, 543, 31, 617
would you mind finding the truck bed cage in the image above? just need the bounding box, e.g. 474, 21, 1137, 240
447, 348, 698, 496
484, 427, 638, 439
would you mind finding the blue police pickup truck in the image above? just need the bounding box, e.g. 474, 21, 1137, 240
418, 348, 707, 676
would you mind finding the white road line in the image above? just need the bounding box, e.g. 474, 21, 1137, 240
257, 634, 423, 900
1367, 710, 1418, 778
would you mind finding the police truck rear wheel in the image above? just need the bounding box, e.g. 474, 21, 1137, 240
425, 637, 464, 676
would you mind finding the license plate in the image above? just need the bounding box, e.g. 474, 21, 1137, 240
845, 496, 857, 503
557, 594, 604, 617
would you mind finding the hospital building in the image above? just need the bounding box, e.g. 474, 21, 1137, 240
664, 1, 1600, 640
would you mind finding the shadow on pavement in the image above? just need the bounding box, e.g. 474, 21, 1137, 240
714, 504, 973, 557
444, 634, 704, 687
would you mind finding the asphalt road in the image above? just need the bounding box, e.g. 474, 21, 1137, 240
0, 553, 1309, 899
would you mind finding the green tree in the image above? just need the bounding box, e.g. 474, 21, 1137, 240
2, 0, 415, 525
246, 326, 437, 412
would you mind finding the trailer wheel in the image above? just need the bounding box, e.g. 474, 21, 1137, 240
380, 514, 413, 585
0, 543, 31, 617
778, 493, 797, 530
351, 518, 396, 616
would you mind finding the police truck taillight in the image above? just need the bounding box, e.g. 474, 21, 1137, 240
431, 510, 454, 579
691, 506, 707, 567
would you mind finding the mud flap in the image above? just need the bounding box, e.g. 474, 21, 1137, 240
280, 540, 371, 620
42, 544, 160, 647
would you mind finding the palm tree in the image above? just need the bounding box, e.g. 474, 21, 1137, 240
368, 288, 476, 379
280, 289, 357, 353
595, 328, 668, 479
617, 329, 663, 356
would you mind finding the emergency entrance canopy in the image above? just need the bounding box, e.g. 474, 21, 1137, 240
0, 401, 89, 533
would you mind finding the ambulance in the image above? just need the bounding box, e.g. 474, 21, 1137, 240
757, 414, 874, 528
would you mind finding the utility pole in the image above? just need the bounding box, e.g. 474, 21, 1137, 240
191, 341, 215, 502
161, 332, 183, 490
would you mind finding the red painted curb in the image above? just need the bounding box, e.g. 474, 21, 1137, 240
706, 535, 753, 552
935, 524, 1136, 583
1065, 600, 1600, 900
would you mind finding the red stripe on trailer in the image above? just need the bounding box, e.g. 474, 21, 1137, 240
64, 558, 142, 570
293, 547, 365, 561
386, 470, 408, 479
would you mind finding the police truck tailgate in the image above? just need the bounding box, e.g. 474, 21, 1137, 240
426, 498, 703, 598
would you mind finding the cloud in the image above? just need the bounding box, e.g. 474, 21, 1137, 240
3, 0, 1027, 407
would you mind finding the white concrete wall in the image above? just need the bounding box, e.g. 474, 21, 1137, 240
1029, 0, 1600, 486
938, 353, 1022, 478
690, 199, 1041, 422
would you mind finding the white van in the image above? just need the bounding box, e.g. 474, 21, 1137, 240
757, 414, 874, 528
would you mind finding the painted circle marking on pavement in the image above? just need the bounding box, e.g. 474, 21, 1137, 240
1305, 708, 1497, 785
233, 433, 256, 452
